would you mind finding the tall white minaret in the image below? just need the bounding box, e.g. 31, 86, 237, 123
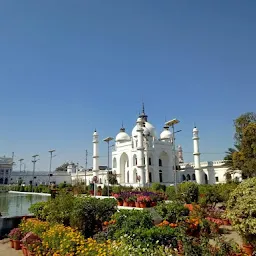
93, 130, 99, 177
193, 127, 203, 184
136, 117, 146, 187
178, 145, 184, 163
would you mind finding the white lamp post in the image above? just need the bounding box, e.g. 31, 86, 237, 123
48, 150, 56, 185
32, 155, 39, 189
103, 136, 114, 197
165, 119, 181, 193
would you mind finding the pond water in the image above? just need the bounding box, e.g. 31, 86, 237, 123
0, 193, 49, 217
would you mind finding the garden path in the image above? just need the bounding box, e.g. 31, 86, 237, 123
0, 239, 22, 256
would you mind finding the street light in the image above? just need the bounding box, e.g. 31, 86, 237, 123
19, 159, 24, 173
19, 158, 24, 185
165, 119, 180, 193
48, 149, 56, 185
103, 137, 114, 197
32, 155, 39, 189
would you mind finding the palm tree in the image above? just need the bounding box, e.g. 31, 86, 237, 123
224, 145, 241, 180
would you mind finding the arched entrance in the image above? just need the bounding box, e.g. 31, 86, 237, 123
120, 153, 129, 183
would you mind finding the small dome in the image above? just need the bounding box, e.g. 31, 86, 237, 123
116, 131, 130, 142
160, 129, 172, 140
193, 127, 198, 132
132, 121, 157, 138
93, 130, 98, 136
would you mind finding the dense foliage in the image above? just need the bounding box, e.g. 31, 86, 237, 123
227, 177, 256, 245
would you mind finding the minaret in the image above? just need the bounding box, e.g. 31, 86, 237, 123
93, 129, 99, 177
136, 117, 146, 187
193, 127, 203, 184
178, 145, 184, 163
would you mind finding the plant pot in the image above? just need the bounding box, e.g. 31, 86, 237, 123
151, 201, 157, 207
13, 240, 21, 250
10, 239, 14, 248
128, 201, 135, 207
139, 202, 147, 208
22, 245, 28, 256
117, 200, 123, 206
123, 201, 129, 207
135, 202, 140, 208
222, 219, 230, 225
97, 192, 102, 196
242, 244, 254, 255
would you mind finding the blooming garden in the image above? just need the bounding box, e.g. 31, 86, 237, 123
8, 178, 256, 255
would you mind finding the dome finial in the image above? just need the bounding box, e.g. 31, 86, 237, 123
139, 102, 148, 121
120, 121, 125, 132
194, 122, 196, 128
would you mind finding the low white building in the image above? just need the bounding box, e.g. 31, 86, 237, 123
0, 157, 13, 185
9, 171, 71, 185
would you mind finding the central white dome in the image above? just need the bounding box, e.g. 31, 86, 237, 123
116, 131, 130, 142
160, 129, 172, 140
132, 121, 157, 138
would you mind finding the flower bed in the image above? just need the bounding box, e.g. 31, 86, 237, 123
113, 191, 166, 208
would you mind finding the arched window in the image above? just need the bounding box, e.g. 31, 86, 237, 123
149, 172, 152, 183
205, 174, 208, 184
159, 159, 162, 167
0, 178, 3, 184
159, 170, 163, 182
127, 171, 129, 183
133, 155, 137, 166
192, 174, 196, 180
113, 158, 117, 168
182, 174, 186, 181
186, 174, 191, 181
149, 158, 152, 165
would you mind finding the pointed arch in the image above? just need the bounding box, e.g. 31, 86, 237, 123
133, 168, 137, 183
186, 174, 191, 181
133, 154, 137, 166
113, 158, 117, 168
182, 174, 186, 181
120, 152, 129, 183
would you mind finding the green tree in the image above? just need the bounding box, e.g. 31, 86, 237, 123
55, 162, 69, 172
234, 112, 256, 146
108, 173, 118, 185
240, 123, 256, 177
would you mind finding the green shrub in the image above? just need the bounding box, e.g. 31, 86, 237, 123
70, 197, 117, 238
108, 209, 154, 240
151, 183, 166, 192
44, 192, 74, 225
216, 183, 238, 202
29, 201, 48, 220
166, 186, 176, 200
19, 186, 25, 192
155, 201, 189, 223
227, 177, 256, 245
178, 182, 199, 204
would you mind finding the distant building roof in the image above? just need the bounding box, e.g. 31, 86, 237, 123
0, 157, 13, 165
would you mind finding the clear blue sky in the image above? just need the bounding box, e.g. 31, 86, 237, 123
0, 1, 255, 172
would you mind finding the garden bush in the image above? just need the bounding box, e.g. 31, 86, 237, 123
178, 182, 199, 204
108, 210, 154, 240
28, 201, 48, 220
155, 201, 189, 223
152, 182, 166, 192
227, 177, 256, 245
70, 197, 117, 238
43, 192, 74, 225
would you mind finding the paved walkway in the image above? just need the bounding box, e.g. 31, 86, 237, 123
0, 239, 22, 256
